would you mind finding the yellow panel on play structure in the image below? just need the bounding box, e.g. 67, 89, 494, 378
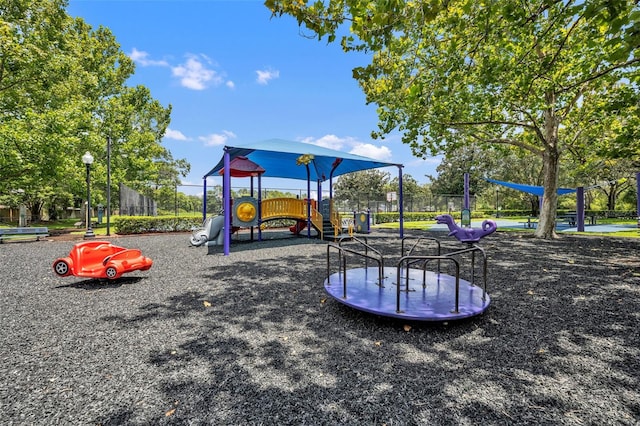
233, 196, 259, 227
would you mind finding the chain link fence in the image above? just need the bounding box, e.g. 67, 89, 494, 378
334, 194, 477, 213
119, 183, 157, 216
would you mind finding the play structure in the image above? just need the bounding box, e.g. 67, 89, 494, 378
197, 147, 388, 254
323, 214, 497, 321
201, 140, 404, 256
191, 200, 373, 250
190, 197, 324, 248
52, 241, 153, 280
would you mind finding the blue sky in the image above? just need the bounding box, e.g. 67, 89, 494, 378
67, 0, 441, 195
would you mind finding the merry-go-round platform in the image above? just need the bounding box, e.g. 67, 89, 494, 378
324, 265, 490, 321
323, 216, 496, 322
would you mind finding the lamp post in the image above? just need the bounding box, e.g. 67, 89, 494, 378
82, 151, 95, 239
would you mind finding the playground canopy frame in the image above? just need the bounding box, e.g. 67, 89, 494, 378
202, 139, 405, 255
204, 139, 402, 183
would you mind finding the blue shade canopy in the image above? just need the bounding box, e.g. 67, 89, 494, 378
204, 139, 402, 182
487, 178, 577, 196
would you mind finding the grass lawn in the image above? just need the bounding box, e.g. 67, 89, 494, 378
373, 216, 640, 238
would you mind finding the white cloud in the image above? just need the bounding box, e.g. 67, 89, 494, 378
128, 48, 168, 67
350, 143, 393, 161
305, 134, 345, 151
172, 54, 223, 90
164, 128, 189, 141
301, 134, 393, 161
129, 49, 233, 91
199, 130, 237, 147
256, 68, 280, 85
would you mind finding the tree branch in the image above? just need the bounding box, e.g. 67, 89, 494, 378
445, 118, 537, 130
467, 132, 543, 155
559, 57, 640, 93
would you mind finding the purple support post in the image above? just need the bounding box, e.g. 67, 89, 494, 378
306, 165, 311, 238
398, 166, 404, 238
223, 150, 231, 256
258, 175, 263, 241
464, 173, 470, 210
250, 177, 255, 241
577, 187, 584, 232
202, 177, 207, 222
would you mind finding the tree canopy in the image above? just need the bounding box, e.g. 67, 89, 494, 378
0, 0, 186, 220
267, 0, 640, 238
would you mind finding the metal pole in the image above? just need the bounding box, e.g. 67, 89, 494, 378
84, 162, 95, 239
577, 186, 585, 232
106, 136, 111, 236
398, 165, 404, 238
464, 172, 470, 210
202, 177, 207, 222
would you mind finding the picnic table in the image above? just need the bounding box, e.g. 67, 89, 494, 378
557, 213, 597, 227
518, 217, 538, 229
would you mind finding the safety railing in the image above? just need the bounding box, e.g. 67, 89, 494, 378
261, 198, 323, 238
326, 238, 385, 298
396, 256, 461, 314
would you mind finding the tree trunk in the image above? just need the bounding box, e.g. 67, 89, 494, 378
607, 186, 616, 211
27, 200, 44, 223
535, 148, 560, 238
529, 196, 539, 216
535, 106, 560, 239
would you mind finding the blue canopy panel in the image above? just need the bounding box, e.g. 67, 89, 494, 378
486, 178, 577, 196
203, 139, 402, 182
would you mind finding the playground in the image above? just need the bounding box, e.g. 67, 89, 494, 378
1, 229, 638, 425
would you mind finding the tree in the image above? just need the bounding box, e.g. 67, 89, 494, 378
333, 169, 389, 210
0, 0, 186, 221
427, 144, 495, 196
96, 85, 183, 212
388, 173, 423, 211
0, 0, 82, 220
267, 0, 640, 238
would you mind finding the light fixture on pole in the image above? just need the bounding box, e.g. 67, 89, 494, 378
82, 151, 95, 239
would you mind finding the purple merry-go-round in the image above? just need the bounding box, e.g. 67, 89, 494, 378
323, 215, 497, 322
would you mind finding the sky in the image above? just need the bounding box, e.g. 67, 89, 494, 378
67, 0, 441, 196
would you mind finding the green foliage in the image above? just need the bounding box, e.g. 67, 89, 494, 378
267, 0, 640, 238
0, 0, 187, 221
113, 215, 202, 234
374, 209, 488, 225
333, 169, 390, 208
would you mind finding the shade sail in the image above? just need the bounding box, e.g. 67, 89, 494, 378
487, 178, 577, 196
218, 156, 265, 178
203, 139, 402, 182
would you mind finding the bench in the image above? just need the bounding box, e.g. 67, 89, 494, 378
557, 214, 597, 227
0, 227, 49, 243
518, 217, 538, 229
557, 215, 577, 226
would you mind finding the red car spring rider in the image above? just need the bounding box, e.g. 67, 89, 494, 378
53, 241, 153, 280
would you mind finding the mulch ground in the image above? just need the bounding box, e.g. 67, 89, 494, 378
0, 229, 638, 425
